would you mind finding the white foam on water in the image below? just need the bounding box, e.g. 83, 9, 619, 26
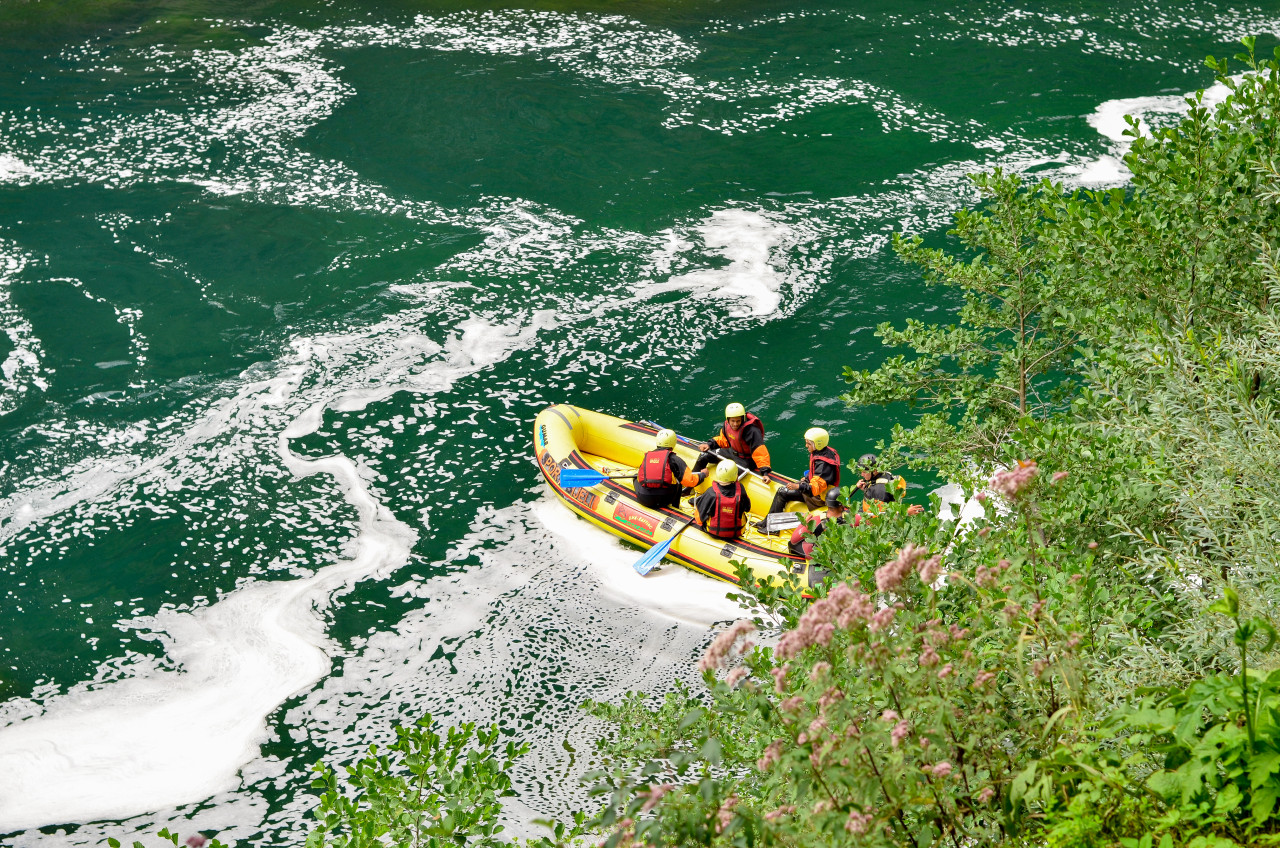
0, 241, 48, 416
532, 499, 746, 626
641, 209, 794, 318
1072, 78, 1237, 186
0, 298, 570, 831
0, 153, 38, 184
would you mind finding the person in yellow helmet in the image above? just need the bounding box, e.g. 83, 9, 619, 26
634, 429, 707, 510
692, 401, 772, 477
767, 426, 841, 517
695, 459, 752, 540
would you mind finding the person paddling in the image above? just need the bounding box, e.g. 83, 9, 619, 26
767, 427, 840, 516
695, 460, 752, 541
692, 402, 772, 476
634, 429, 707, 510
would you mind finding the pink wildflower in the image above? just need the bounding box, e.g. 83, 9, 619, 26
876, 543, 926, 592
810, 662, 831, 681
1051, 470, 1069, 484
1088, 541, 1098, 549
931, 761, 953, 778
990, 461, 1038, 499
917, 555, 942, 586
1003, 602, 1023, 623
919, 736, 930, 749
757, 739, 784, 771
640, 783, 674, 813
845, 811, 874, 835
1032, 659, 1048, 678
811, 799, 833, 815
818, 687, 844, 710
973, 671, 996, 689
698, 620, 756, 672
716, 795, 738, 833
937, 663, 953, 680
1029, 601, 1044, 620
808, 717, 828, 737
881, 709, 900, 722
814, 622, 836, 646
977, 787, 996, 804
975, 564, 996, 588
890, 719, 911, 747
868, 607, 896, 632
725, 667, 749, 688
919, 644, 940, 667
185, 838, 207, 848
949, 625, 970, 641
975, 492, 989, 503
764, 805, 795, 822
780, 696, 805, 713
771, 665, 788, 693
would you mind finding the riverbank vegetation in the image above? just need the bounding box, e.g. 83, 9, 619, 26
277, 40, 1280, 848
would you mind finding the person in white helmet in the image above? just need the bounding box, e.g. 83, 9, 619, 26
692, 401, 772, 476
695, 459, 753, 541
767, 426, 841, 517
634, 429, 707, 509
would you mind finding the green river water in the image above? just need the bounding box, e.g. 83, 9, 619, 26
0, 1, 1275, 843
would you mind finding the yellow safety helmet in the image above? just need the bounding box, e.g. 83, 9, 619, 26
714, 459, 738, 484
724, 402, 746, 419
655, 429, 677, 449
804, 427, 829, 450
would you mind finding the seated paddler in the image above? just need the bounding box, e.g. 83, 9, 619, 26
695, 459, 752, 541
767, 426, 840, 516
692, 401, 772, 476
634, 428, 707, 510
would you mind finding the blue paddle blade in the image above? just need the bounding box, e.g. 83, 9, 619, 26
634, 536, 675, 576
558, 468, 606, 488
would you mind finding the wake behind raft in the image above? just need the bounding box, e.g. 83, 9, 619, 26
534, 404, 828, 591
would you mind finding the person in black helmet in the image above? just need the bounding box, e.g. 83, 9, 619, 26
854, 453, 901, 503
788, 489, 848, 559
854, 453, 924, 518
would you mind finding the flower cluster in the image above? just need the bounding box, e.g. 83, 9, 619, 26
698, 619, 756, 672
990, 460, 1039, 499
875, 543, 926, 592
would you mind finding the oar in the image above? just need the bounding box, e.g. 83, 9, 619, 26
558, 468, 635, 488
637, 421, 769, 483
634, 515, 697, 576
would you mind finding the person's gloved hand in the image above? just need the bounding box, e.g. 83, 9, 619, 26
757, 466, 771, 476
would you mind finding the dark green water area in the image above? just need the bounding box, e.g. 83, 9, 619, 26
0, 0, 1273, 842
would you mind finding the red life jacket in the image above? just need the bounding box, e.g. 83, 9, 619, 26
637, 449, 677, 490
809, 446, 841, 489
706, 482, 744, 539
723, 414, 764, 457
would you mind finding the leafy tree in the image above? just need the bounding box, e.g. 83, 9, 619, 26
841, 171, 1083, 481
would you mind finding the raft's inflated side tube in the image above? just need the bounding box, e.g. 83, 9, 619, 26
534, 404, 812, 591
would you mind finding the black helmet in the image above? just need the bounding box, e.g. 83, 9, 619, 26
857, 453, 878, 470
825, 489, 844, 509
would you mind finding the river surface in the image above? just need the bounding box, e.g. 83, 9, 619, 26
0, 1, 1275, 843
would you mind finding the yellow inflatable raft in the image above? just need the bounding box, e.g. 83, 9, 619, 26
534, 404, 824, 591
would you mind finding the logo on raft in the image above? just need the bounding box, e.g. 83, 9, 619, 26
566, 487, 599, 510
540, 451, 601, 510
613, 503, 658, 538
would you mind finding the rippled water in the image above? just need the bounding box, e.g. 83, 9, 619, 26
0, 2, 1274, 843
